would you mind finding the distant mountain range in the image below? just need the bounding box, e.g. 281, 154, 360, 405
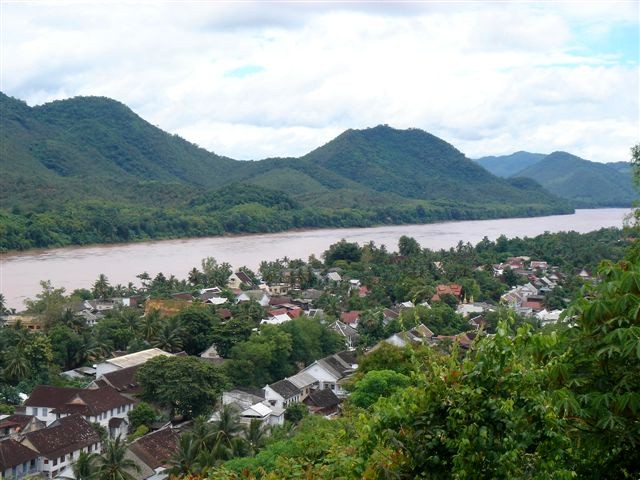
0, 92, 576, 250
476, 151, 635, 207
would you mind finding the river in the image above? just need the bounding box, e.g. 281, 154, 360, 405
0, 208, 630, 311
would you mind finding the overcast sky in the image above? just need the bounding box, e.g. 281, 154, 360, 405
1, 1, 638, 162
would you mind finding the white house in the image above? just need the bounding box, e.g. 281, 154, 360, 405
0, 439, 41, 479
236, 290, 270, 307
263, 380, 302, 410
21, 415, 101, 479
299, 351, 358, 398
20, 385, 134, 434
260, 313, 292, 326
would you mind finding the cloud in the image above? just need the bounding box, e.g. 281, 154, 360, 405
1, 2, 638, 163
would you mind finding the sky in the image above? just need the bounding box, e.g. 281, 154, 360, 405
1, 1, 638, 163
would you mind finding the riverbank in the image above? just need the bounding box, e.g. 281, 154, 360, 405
0, 209, 630, 311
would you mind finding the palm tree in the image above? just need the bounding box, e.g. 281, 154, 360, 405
92, 274, 111, 300
138, 310, 161, 343
3, 347, 30, 383
244, 419, 268, 456
92, 436, 139, 480
152, 317, 184, 353
63, 451, 99, 480
210, 405, 245, 461
167, 433, 200, 477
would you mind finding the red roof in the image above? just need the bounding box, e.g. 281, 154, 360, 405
49, 386, 133, 416
358, 286, 369, 297
129, 428, 179, 470
340, 311, 361, 325
431, 284, 463, 302
23, 415, 99, 459
0, 439, 40, 470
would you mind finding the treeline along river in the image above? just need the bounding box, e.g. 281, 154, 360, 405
0, 209, 629, 310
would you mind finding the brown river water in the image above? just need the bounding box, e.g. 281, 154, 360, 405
0, 208, 630, 311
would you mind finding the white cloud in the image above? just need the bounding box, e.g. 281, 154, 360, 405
1, 1, 638, 163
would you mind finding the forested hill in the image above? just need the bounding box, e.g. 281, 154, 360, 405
475, 151, 546, 177
476, 148, 635, 207
514, 151, 636, 207
0, 93, 571, 251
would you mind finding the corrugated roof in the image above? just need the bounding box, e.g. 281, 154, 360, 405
287, 372, 318, 389
106, 348, 171, 369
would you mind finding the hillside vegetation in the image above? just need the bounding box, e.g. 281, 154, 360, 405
1, 93, 572, 251
476, 149, 635, 207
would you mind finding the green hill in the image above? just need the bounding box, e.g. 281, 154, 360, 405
513, 151, 636, 207
475, 151, 546, 177
0, 93, 572, 251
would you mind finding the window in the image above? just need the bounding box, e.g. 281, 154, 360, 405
68, 454, 73, 461
30, 459, 36, 469
59, 456, 64, 464
31, 407, 39, 416
42, 408, 48, 416
44, 459, 49, 465
53, 459, 57, 467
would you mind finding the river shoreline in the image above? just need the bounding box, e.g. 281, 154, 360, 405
0, 208, 630, 311
1, 208, 581, 259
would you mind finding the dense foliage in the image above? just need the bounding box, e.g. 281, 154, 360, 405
478, 150, 634, 207
208, 246, 640, 479
0, 93, 572, 251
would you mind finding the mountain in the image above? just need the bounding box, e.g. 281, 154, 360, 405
513, 152, 636, 207
0, 93, 571, 251
475, 151, 546, 177
607, 161, 632, 176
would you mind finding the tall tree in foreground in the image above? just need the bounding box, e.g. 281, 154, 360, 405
92, 436, 139, 480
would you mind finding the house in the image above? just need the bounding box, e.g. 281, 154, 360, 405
267, 283, 289, 296
21, 415, 101, 479
299, 351, 358, 398
301, 289, 323, 301
20, 385, 134, 434
96, 348, 172, 376
222, 389, 266, 412
125, 427, 179, 480
239, 403, 284, 427
384, 324, 434, 348
431, 284, 463, 303
328, 320, 359, 349
227, 271, 254, 290
199, 344, 224, 364
263, 380, 302, 410
326, 272, 342, 283
2, 315, 44, 332
0, 415, 45, 439
536, 309, 563, 325
90, 365, 143, 399
0, 439, 41, 479
286, 372, 319, 399
303, 389, 341, 416
261, 313, 292, 326
236, 290, 270, 307
530, 261, 548, 271
340, 311, 361, 327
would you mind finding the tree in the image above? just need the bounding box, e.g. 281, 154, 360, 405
152, 317, 184, 353
65, 451, 99, 480
48, 324, 84, 370
284, 403, 308, 425
349, 369, 411, 409
92, 436, 140, 480
201, 257, 232, 288
323, 239, 362, 265
3, 347, 30, 383
92, 274, 112, 300
398, 235, 421, 257
127, 402, 156, 431
175, 306, 216, 355
137, 356, 228, 419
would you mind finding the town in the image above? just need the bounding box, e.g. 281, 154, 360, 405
0, 229, 629, 479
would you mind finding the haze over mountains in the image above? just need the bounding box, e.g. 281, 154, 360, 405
476, 151, 634, 208
1, 91, 622, 251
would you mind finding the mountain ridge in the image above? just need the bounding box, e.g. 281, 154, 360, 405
0, 92, 572, 251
